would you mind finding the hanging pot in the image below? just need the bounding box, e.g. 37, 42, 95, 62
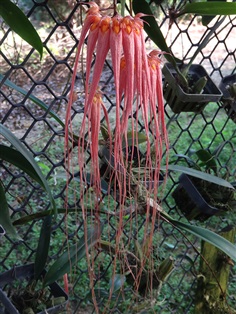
219, 73, 236, 123
163, 63, 222, 113
0, 263, 68, 314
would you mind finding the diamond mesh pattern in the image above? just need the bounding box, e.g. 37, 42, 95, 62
0, 1, 235, 313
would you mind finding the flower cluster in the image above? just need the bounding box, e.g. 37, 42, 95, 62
65, 2, 168, 305
66, 1, 168, 193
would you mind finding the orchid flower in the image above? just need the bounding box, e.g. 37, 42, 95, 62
65, 1, 169, 305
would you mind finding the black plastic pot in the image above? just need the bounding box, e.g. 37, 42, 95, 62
0, 264, 68, 314
163, 63, 222, 113
219, 73, 236, 123
172, 173, 233, 221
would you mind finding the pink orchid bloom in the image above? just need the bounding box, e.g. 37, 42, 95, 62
64, 2, 169, 305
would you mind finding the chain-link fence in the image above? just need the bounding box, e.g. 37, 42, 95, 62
0, 1, 236, 313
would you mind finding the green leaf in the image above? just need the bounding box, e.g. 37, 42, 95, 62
171, 154, 198, 169
0, 124, 57, 215
0, 74, 65, 128
13, 207, 77, 226
195, 149, 217, 173
164, 165, 234, 189
201, 0, 226, 26
0, 0, 43, 58
132, 0, 178, 65
178, 2, 236, 17
167, 218, 236, 262
126, 131, 147, 146
109, 274, 126, 294
0, 145, 44, 186
34, 215, 52, 280
43, 223, 103, 287
0, 181, 21, 241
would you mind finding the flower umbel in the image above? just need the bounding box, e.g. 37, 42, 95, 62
65, 2, 169, 309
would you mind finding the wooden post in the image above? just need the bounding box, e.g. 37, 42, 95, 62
195, 225, 236, 314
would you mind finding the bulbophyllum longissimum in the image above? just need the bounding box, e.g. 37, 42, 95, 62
65, 1, 169, 308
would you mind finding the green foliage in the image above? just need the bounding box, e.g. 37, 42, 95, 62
0, 181, 20, 241
43, 223, 103, 287
0, 123, 56, 215
178, 2, 236, 17
160, 210, 236, 262
0, 124, 57, 278
0, 0, 43, 58
34, 216, 52, 280
0, 74, 65, 128
163, 164, 234, 188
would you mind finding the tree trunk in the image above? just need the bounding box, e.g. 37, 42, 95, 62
195, 225, 236, 314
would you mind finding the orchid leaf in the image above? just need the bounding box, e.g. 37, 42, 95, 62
164, 165, 234, 189
0, 145, 44, 186
171, 154, 198, 168
13, 207, 77, 226
178, 2, 236, 17
201, 0, 226, 26
195, 149, 217, 173
0, 74, 64, 128
0, 181, 21, 241
34, 215, 52, 280
43, 223, 103, 287
0, 0, 43, 58
166, 218, 236, 262
126, 131, 147, 146
0, 124, 57, 215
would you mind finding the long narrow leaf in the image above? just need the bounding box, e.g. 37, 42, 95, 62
13, 208, 77, 226
34, 216, 52, 280
201, 0, 226, 25
0, 181, 21, 241
0, 145, 44, 186
43, 223, 103, 287
163, 165, 234, 189
167, 218, 236, 262
0, 124, 56, 214
178, 2, 236, 17
0, 74, 65, 128
0, 0, 43, 58
195, 149, 217, 173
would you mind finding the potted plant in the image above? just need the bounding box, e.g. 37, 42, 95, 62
133, 1, 236, 113
171, 146, 235, 221
219, 73, 236, 123
0, 264, 68, 314
0, 124, 69, 314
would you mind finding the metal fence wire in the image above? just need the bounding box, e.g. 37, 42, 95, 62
0, 0, 236, 313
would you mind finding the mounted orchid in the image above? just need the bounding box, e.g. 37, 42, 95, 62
64, 0, 168, 307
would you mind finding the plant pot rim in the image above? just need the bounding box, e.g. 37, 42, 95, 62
163, 62, 222, 101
